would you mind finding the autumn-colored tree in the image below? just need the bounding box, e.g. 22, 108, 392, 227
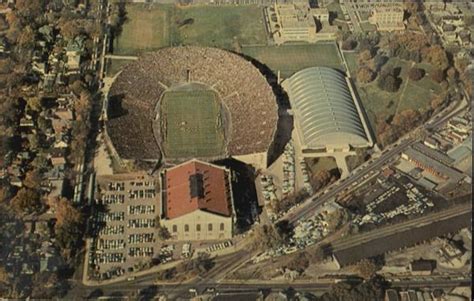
251, 224, 284, 252
357, 67, 376, 83
23, 170, 42, 190
53, 197, 81, 228
392, 109, 422, 132
58, 19, 82, 40
75, 91, 92, 120
431, 68, 445, 83
423, 45, 449, 70
69, 80, 85, 96
358, 49, 374, 64
431, 94, 446, 110
0, 265, 8, 284
341, 38, 357, 51
355, 259, 379, 279
408, 67, 425, 81
10, 188, 42, 214
446, 67, 458, 81
17, 26, 35, 49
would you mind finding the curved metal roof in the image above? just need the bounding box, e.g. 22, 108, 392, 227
283, 67, 370, 149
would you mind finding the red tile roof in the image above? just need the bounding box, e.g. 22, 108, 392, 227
163, 160, 232, 219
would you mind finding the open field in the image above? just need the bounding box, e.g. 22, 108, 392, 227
242, 43, 344, 79
113, 4, 171, 55
113, 4, 267, 55
175, 5, 267, 49
161, 89, 225, 158
345, 55, 442, 135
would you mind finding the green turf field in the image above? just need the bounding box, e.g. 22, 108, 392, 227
242, 43, 344, 79
161, 89, 225, 158
175, 5, 267, 49
113, 4, 171, 55
113, 4, 267, 55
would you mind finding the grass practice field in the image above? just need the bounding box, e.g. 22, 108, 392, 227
242, 43, 344, 79
113, 4, 267, 55
161, 89, 225, 158
113, 4, 170, 55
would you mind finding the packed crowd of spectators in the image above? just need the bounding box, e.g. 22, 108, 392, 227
106, 46, 279, 160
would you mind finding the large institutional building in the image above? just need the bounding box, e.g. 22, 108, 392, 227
368, 6, 405, 31
282, 67, 373, 156
266, 3, 336, 44
160, 160, 235, 241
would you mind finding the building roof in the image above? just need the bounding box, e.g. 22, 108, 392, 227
403, 147, 464, 182
410, 259, 436, 271
163, 160, 232, 219
282, 67, 371, 149
412, 142, 455, 166
332, 210, 470, 266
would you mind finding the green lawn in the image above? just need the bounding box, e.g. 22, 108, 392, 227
174, 5, 267, 49
113, 4, 171, 55
347, 56, 442, 136
161, 89, 225, 158
113, 4, 267, 55
106, 59, 131, 77
242, 43, 344, 79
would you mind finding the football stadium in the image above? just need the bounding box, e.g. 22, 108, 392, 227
105, 46, 279, 169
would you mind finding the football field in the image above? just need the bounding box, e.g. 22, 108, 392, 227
161, 89, 225, 158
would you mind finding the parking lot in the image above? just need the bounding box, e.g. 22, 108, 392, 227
86, 173, 239, 281
88, 173, 160, 280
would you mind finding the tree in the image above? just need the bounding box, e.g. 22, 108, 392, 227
341, 38, 357, 51
286, 252, 310, 273
357, 67, 376, 83
446, 67, 458, 81
10, 188, 42, 214
154, 215, 170, 240
326, 209, 348, 232
23, 170, 42, 190
251, 224, 284, 251
52, 198, 83, 254
358, 49, 374, 64
355, 259, 379, 279
0, 265, 8, 285
377, 73, 401, 92
53, 197, 81, 228
17, 25, 35, 49
431, 94, 446, 110
431, 68, 445, 83
423, 45, 449, 70
408, 67, 425, 81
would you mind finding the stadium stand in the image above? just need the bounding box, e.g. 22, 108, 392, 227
106, 46, 279, 164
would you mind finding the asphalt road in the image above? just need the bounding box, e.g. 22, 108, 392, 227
74, 278, 471, 300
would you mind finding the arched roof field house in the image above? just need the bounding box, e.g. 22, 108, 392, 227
282, 67, 373, 152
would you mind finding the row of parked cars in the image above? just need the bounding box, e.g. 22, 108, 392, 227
128, 233, 155, 244
97, 212, 125, 222
205, 240, 233, 253
128, 218, 156, 228
99, 194, 125, 204
99, 225, 124, 235
128, 204, 155, 215
129, 246, 154, 257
